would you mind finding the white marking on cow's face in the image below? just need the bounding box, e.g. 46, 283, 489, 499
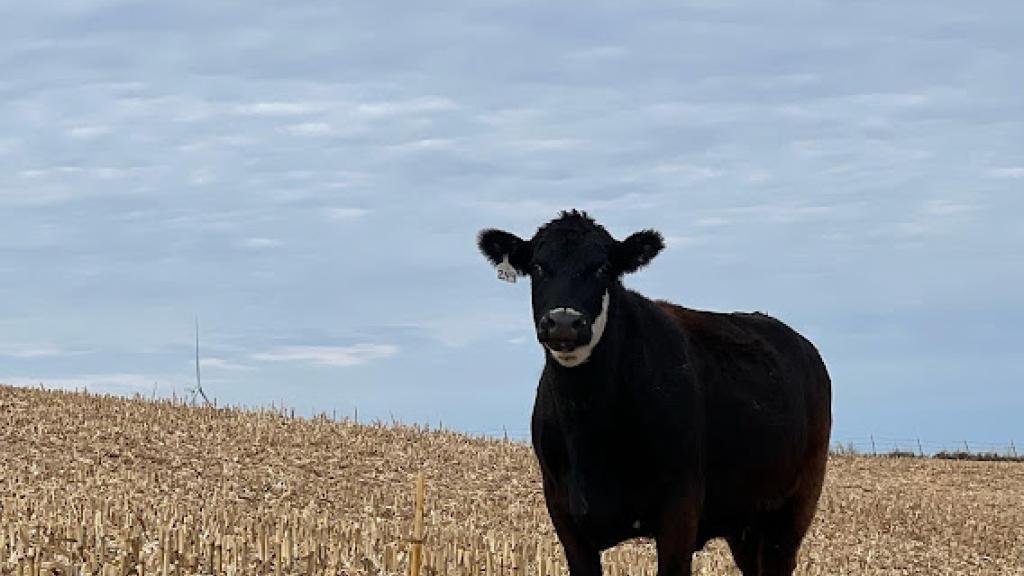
546, 291, 610, 368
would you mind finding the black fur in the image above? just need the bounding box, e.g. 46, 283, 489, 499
478, 228, 532, 274
478, 212, 832, 576
611, 229, 664, 274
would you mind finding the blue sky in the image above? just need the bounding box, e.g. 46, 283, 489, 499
1, 1, 1021, 449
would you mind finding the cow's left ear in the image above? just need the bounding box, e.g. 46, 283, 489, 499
611, 229, 665, 274
477, 228, 533, 274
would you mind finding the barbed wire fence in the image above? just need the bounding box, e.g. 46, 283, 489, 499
457, 428, 1019, 458
828, 435, 1018, 458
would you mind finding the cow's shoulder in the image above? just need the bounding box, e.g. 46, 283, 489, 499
654, 301, 763, 343
654, 301, 808, 361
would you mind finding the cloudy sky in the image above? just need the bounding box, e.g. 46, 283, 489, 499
2, 1, 1021, 450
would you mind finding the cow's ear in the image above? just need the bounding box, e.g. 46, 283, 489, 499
611, 229, 664, 274
477, 228, 532, 274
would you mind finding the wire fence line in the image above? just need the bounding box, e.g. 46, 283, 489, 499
346, 414, 1019, 459
458, 428, 1020, 458
829, 435, 1019, 457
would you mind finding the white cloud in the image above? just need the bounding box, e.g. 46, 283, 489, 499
92, 167, 137, 180
988, 167, 1024, 179
111, 95, 214, 123
743, 170, 773, 184
508, 138, 585, 152
565, 45, 628, 61
475, 108, 545, 127
777, 92, 929, 121
324, 207, 372, 220
695, 216, 729, 228
756, 73, 819, 89
467, 198, 565, 222
892, 221, 938, 239
234, 101, 322, 116
646, 101, 751, 125
842, 92, 929, 108
17, 165, 147, 181
251, 344, 398, 367
655, 163, 723, 180
0, 346, 76, 358
284, 122, 335, 137
727, 203, 847, 224
67, 125, 112, 140
189, 170, 216, 186
354, 97, 458, 118
387, 138, 458, 152
240, 237, 283, 249
588, 193, 663, 211
422, 306, 531, 348
176, 135, 254, 153
200, 357, 254, 371
923, 200, 981, 216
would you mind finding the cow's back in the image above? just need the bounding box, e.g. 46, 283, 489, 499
656, 302, 832, 536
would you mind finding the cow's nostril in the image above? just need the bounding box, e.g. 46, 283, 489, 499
539, 316, 555, 330
572, 318, 586, 330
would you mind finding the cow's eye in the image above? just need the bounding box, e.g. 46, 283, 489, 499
531, 264, 546, 278
594, 263, 609, 277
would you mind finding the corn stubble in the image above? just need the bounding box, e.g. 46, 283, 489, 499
1, 386, 1021, 576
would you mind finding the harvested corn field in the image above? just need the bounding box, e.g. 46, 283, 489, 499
1, 385, 1021, 576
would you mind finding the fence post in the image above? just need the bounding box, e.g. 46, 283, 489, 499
870, 434, 876, 456
1010, 440, 1017, 458
917, 438, 924, 457
963, 440, 970, 454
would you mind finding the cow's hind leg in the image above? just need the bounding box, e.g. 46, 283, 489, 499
758, 457, 827, 575
757, 507, 809, 576
726, 528, 761, 576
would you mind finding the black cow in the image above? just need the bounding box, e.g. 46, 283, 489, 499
477, 211, 832, 576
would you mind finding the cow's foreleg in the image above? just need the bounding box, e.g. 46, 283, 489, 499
654, 491, 700, 576
543, 479, 602, 576
552, 517, 601, 576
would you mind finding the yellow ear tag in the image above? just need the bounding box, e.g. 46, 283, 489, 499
496, 255, 518, 283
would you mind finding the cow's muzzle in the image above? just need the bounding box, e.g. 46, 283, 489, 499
537, 309, 591, 352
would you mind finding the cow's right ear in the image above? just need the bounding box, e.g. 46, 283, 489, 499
477, 229, 532, 274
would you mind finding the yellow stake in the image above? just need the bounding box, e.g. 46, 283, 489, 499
409, 472, 425, 576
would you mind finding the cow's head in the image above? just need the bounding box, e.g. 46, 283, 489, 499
478, 210, 664, 368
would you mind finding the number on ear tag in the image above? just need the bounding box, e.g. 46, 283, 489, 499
496, 256, 517, 283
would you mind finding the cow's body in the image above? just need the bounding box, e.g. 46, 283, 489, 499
479, 212, 831, 576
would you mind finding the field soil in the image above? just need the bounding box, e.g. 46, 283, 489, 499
1, 385, 1021, 575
